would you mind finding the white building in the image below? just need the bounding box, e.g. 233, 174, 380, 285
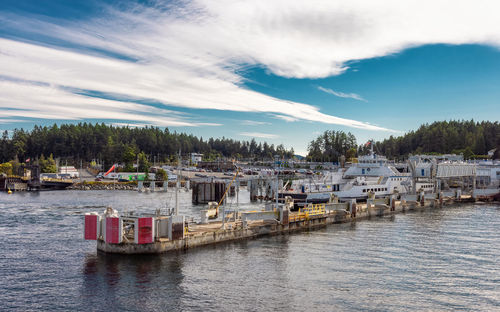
191, 153, 203, 165
58, 166, 79, 178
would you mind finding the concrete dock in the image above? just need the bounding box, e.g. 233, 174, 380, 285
91, 191, 492, 254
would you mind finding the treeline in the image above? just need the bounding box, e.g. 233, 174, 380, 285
306, 120, 499, 162
0, 123, 294, 167
374, 120, 500, 160
307, 130, 357, 162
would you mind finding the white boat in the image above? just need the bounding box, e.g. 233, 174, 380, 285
282, 142, 434, 201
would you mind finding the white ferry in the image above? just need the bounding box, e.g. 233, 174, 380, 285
280, 142, 434, 202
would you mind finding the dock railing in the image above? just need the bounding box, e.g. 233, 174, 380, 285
297, 204, 326, 219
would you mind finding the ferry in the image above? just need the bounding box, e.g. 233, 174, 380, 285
279, 142, 434, 202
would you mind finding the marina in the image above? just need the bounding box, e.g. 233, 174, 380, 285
83, 147, 500, 255
2, 1, 500, 310
87, 187, 498, 254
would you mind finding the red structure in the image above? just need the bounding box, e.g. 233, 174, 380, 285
135, 217, 154, 244
105, 217, 122, 244
84, 214, 100, 240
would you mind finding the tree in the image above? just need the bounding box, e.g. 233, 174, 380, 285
39, 154, 57, 173
137, 151, 150, 172
0, 162, 13, 175
122, 144, 137, 172
307, 130, 357, 162
346, 148, 357, 160
462, 147, 474, 160
493, 148, 500, 160
155, 168, 167, 181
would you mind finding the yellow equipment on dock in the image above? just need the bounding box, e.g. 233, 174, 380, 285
297, 204, 326, 219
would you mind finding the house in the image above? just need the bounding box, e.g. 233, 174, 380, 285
58, 166, 79, 178
190, 153, 203, 165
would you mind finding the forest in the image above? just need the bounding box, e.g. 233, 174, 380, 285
0, 123, 294, 168
1, 120, 498, 170
307, 120, 499, 161
373, 120, 499, 160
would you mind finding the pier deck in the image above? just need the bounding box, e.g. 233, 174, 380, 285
94, 194, 487, 254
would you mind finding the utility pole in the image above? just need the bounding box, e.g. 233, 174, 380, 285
176, 149, 181, 216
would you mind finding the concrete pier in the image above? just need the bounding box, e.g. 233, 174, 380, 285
92, 192, 489, 254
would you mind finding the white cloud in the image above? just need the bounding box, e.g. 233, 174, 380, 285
110, 122, 152, 128
272, 114, 299, 122
241, 120, 271, 126
0, 119, 25, 124
317, 86, 366, 102
0, 80, 215, 127
2, 0, 500, 130
240, 132, 279, 139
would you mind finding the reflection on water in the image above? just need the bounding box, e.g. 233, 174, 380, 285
82, 252, 186, 310
0, 190, 499, 311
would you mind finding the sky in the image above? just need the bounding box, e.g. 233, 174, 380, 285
1, 0, 500, 156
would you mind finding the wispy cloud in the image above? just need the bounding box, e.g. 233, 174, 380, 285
317, 86, 367, 102
0, 4, 396, 131
241, 120, 271, 126
0, 80, 214, 127
0, 119, 25, 124
272, 114, 299, 122
240, 132, 279, 139
110, 122, 152, 128
3, 1, 500, 131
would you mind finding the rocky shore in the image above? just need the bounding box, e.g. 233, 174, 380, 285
68, 182, 137, 191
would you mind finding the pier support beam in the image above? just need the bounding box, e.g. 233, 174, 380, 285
168, 215, 185, 240
419, 190, 425, 207
348, 200, 357, 218
389, 195, 396, 211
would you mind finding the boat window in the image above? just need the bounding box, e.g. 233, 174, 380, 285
363, 189, 366, 192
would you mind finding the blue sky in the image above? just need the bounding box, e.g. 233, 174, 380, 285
1, 0, 500, 156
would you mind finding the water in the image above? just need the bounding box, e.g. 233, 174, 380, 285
0, 190, 499, 311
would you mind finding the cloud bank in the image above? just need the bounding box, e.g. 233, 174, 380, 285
1, 0, 500, 130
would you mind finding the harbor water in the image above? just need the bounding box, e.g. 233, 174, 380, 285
0, 190, 499, 311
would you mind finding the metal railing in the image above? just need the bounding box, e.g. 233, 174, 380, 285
290, 204, 326, 221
